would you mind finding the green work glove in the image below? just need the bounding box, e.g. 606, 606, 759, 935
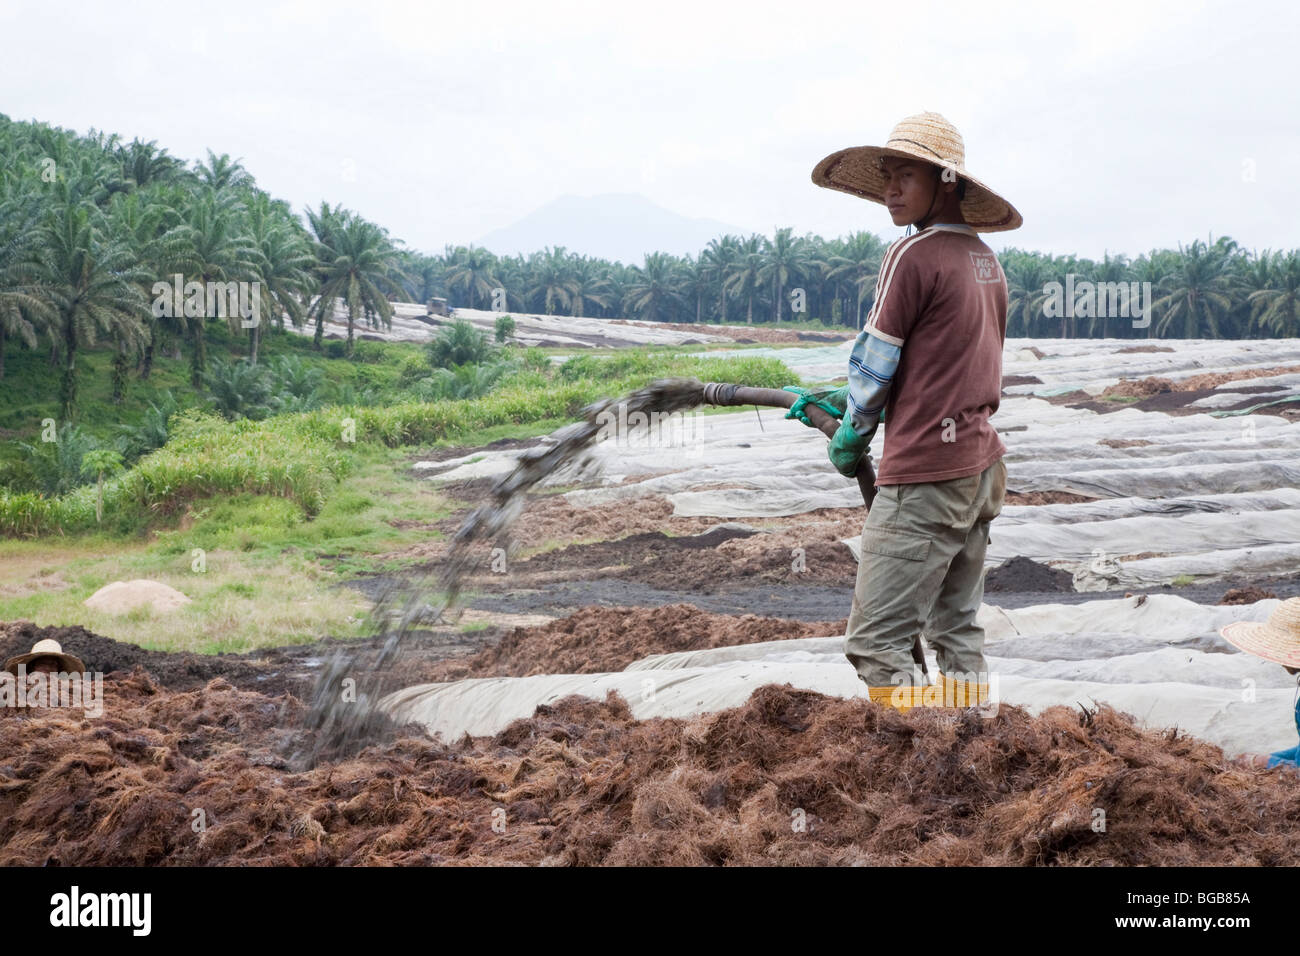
828, 415, 871, 477
783, 385, 849, 426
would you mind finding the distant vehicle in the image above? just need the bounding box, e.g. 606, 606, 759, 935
427, 297, 451, 317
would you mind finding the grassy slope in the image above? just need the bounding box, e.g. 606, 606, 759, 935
0, 328, 801, 653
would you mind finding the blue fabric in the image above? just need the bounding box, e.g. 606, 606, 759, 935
1266, 693, 1300, 768
846, 328, 900, 440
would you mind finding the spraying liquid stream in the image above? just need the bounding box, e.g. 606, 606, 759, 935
290, 377, 709, 767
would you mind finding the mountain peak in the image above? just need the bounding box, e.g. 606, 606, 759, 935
476, 193, 744, 264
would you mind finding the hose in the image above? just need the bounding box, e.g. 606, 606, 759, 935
701, 382, 927, 677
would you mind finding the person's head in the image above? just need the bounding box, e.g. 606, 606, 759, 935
878, 155, 967, 230
3, 638, 86, 677
26, 656, 63, 675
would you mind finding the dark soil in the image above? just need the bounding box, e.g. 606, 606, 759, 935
983, 556, 1075, 593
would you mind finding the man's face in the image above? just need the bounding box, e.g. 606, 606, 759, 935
29, 656, 61, 675
880, 156, 943, 227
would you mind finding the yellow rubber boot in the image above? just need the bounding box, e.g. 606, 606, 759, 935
866, 685, 928, 713
936, 673, 989, 708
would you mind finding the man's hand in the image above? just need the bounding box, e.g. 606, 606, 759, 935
828, 416, 871, 477
783, 385, 848, 427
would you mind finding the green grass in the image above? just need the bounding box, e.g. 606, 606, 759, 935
0, 336, 801, 650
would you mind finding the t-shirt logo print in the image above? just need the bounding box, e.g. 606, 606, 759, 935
969, 252, 1000, 284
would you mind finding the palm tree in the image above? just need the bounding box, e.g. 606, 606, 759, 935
306, 208, 402, 356
0, 190, 54, 380
1247, 250, 1300, 337
676, 255, 709, 325
624, 252, 685, 323
177, 189, 258, 382
106, 189, 190, 377
245, 194, 314, 363
1153, 239, 1235, 339
723, 236, 765, 325
569, 257, 612, 317
759, 227, 811, 323
826, 231, 886, 327
116, 139, 185, 189
1086, 251, 1130, 339
444, 245, 502, 311
527, 246, 578, 315
1002, 252, 1054, 338
702, 236, 740, 324
195, 150, 254, 191
28, 203, 150, 417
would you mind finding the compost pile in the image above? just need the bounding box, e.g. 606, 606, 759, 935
4, 671, 1298, 866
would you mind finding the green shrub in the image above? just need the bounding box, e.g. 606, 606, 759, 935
428, 320, 495, 368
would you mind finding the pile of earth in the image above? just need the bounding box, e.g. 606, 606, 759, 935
4, 676, 1298, 866
419, 604, 847, 682
984, 556, 1076, 593
478, 526, 861, 593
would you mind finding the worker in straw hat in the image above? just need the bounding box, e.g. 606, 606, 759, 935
4, 638, 86, 677
788, 112, 1019, 712
1220, 598, 1300, 771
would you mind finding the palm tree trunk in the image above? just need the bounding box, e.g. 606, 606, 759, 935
190, 323, 206, 387
0, 328, 5, 381
696, 294, 702, 325
60, 317, 78, 419
746, 294, 753, 325
249, 322, 260, 365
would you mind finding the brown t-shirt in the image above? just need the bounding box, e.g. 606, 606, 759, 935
865, 223, 1007, 484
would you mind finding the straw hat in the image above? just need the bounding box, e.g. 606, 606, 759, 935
1220, 598, 1300, 667
4, 638, 86, 675
811, 111, 1022, 232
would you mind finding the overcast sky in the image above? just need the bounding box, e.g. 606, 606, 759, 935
3, 0, 1296, 260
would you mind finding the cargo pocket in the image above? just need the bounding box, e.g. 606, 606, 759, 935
862, 527, 932, 562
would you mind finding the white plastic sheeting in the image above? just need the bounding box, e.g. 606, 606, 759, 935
294, 301, 734, 348
380, 594, 1300, 757
999, 337, 1300, 397
414, 338, 1300, 590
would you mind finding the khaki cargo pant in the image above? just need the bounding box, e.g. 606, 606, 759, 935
845, 457, 1007, 687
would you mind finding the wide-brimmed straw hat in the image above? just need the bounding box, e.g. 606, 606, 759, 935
811, 111, 1022, 232
4, 638, 86, 675
1220, 598, 1300, 668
